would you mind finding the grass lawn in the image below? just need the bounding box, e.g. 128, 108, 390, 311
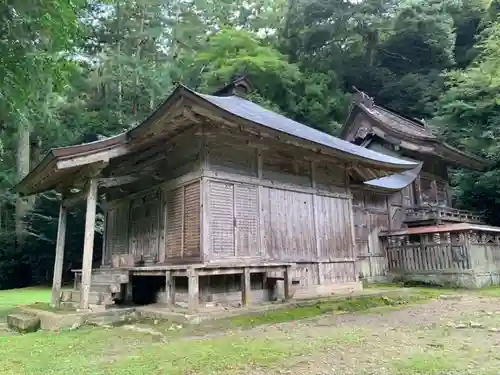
0, 287, 51, 320
0, 285, 499, 374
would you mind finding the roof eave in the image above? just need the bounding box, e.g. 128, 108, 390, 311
438, 144, 490, 171
12, 150, 57, 196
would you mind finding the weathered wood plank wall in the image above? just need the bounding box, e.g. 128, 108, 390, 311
103, 130, 203, 266
203, 129, 358, 288
353, 189, 390, 279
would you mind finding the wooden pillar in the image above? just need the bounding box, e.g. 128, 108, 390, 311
283, 266, 292, 301
165, 270, 174, 306
80, 179, 98, 310
124, 282, 133, 303
415, 176, 423, 204
51, 203, 67, 307
430, 180, 438, 204
241, 268, 251, 306
187, 268, 199, 312
346, 167, 359, 281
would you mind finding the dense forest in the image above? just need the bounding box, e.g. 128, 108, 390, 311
1, 0, 499, 289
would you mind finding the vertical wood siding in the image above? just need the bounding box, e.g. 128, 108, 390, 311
208, 142, 257, 177
321, 262, 357, 283
315, 161, 346, 194
262, 150, 311, 187
208, 181, 235, 257
103, 209, 115, 265
183, 182, 201, 257
204, 129, 358, 287
263, 188, 315, 260
164, 180, 202, 260
234, 184, 259, 257
103, 200, 130, 264
166, 187, 184, 259
128, 191, 161, 262
353, 189, 390, 279
315, 195, 353, 259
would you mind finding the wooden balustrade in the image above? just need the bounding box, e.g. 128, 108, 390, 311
385, 242, 470, 272
404, 205, 483, 225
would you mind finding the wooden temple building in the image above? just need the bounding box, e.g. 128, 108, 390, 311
341, 90, 500, 288
12, 79, 500, 313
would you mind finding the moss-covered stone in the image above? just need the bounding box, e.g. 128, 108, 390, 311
7, 313, 41, 333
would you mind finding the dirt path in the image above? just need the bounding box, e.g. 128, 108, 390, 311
235, 294, 500, 375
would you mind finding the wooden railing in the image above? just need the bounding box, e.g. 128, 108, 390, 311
386, 242, 470, 272
404, 205, 483, 224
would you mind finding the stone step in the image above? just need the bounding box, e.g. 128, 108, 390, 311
61, 290, 115, 306
90, 282, 121, 294
7, 313, 41, 333
91, 272, 129, 284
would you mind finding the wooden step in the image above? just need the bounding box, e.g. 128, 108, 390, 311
63, 290, 115, 306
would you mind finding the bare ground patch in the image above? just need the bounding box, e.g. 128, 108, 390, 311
239, 295, 500, 375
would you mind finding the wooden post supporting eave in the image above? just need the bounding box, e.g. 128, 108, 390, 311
80, 178, 98, 310
51, 203, 67, 307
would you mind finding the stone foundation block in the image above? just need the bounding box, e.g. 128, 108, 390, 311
7, 313, 41, 333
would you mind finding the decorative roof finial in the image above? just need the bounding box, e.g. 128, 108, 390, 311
352, 86, 374, 108
212, 75, 252, 97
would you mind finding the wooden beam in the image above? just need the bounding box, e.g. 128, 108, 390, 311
62, 188, 88, 208
57, 146, 128, 170
51, 203, 67, 307
98, 176, 141, 188
58, 162, 108, 197
80, 178, 98, 310
346, 169, 359, 282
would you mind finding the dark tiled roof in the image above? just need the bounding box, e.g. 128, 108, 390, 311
363, 164, 422, 191
362, 142, 421, 191
364, 104, 434, 138
198, 93, 417, 168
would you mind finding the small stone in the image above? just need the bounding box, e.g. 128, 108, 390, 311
469, 321, 484, 329
489, 328, 500, 332
455, 323, 468, 329
439, 294, 462, 301
69, 323, 80, 330
153, 319, 158, 325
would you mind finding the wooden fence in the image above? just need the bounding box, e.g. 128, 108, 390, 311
386, 242, 470, 273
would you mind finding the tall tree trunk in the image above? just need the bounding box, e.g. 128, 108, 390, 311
133, 5, 145, 117
364, 30, 379, 68
15, 123, 30, 245
116, 0, 123, 125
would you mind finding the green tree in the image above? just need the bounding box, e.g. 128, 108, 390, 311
195, 28, 349, 133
